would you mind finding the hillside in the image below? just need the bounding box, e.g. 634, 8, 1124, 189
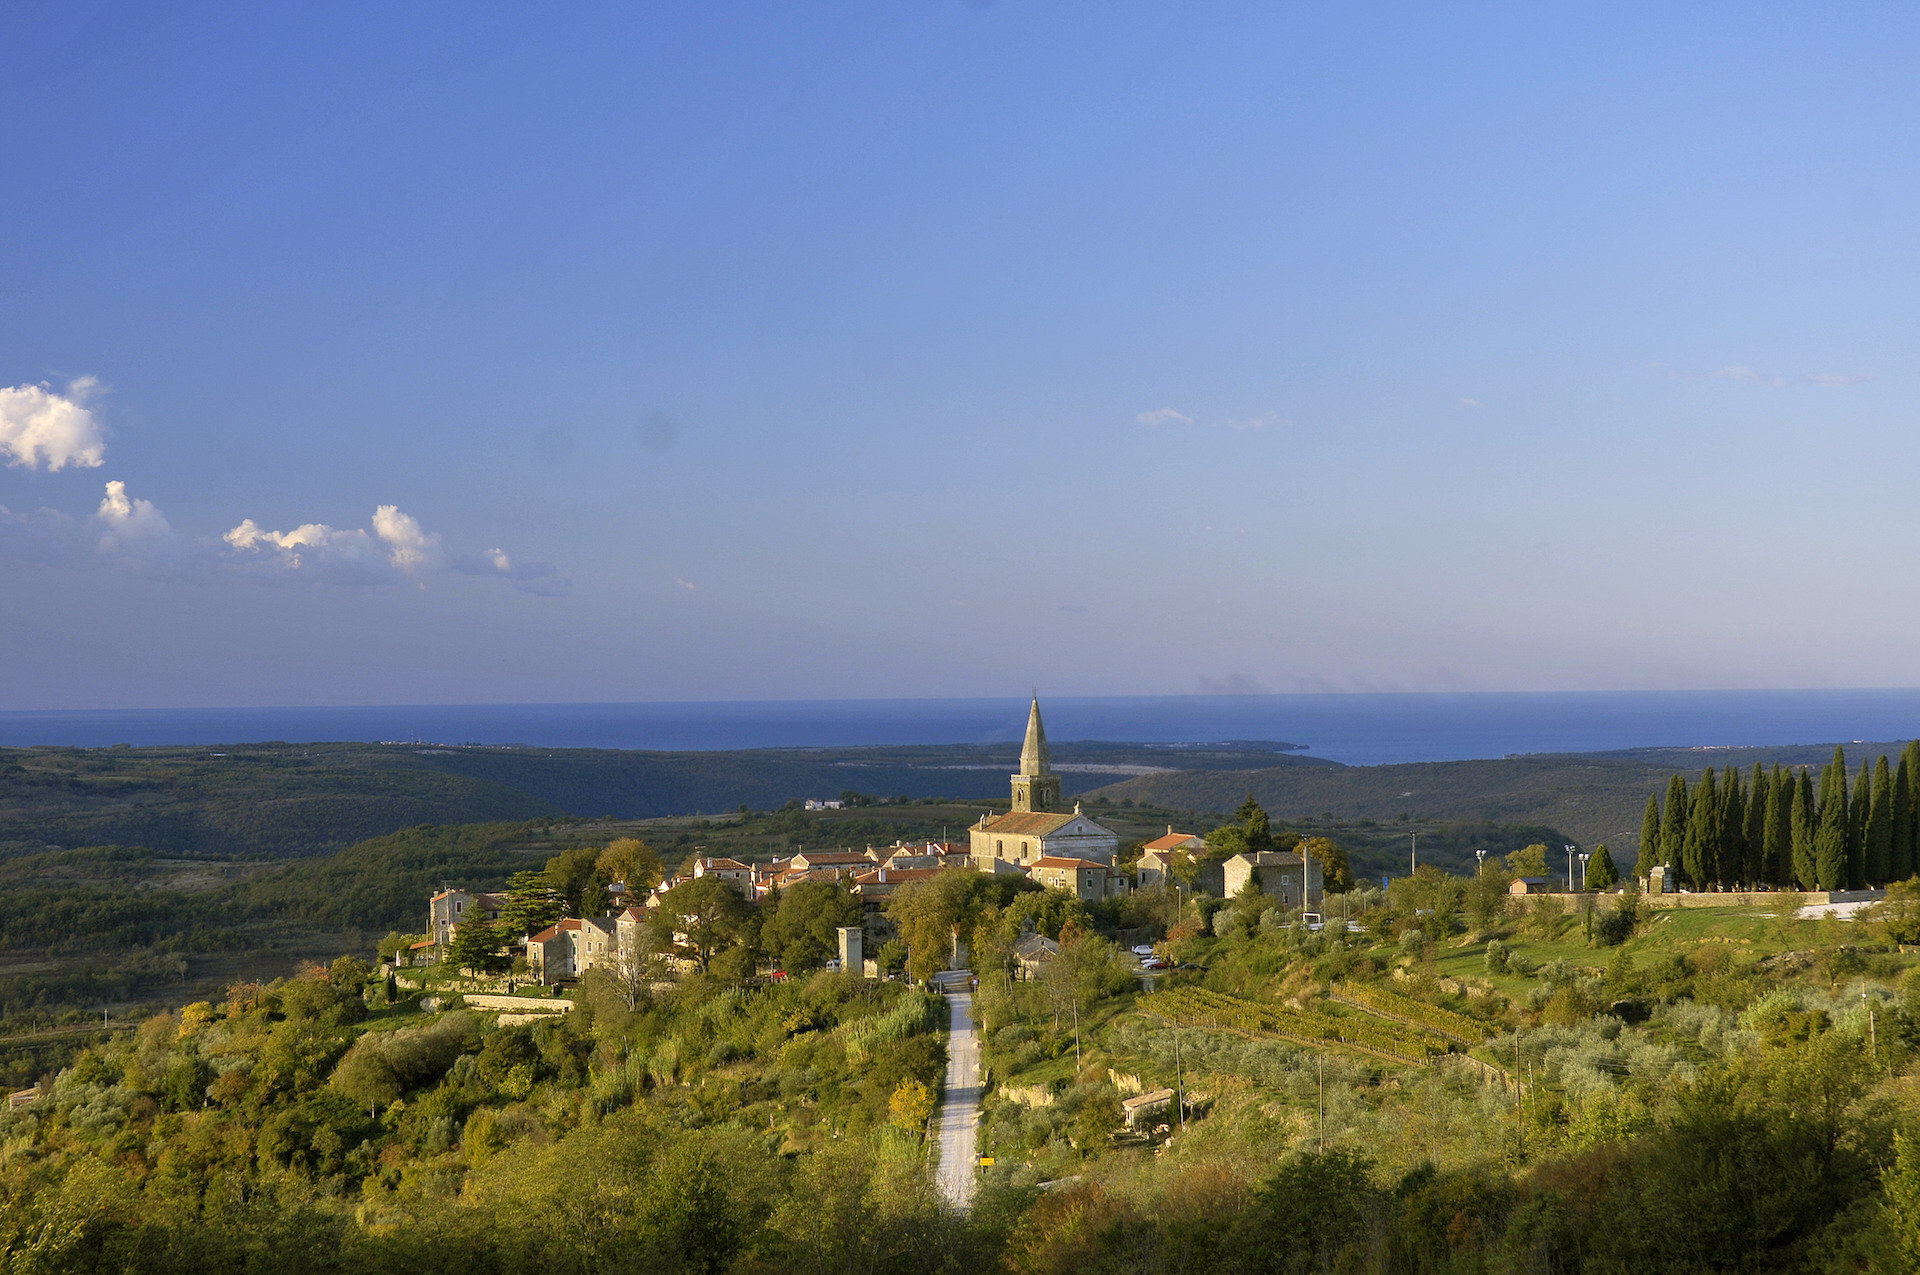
1085, 739, 1920, 856
0, 739, 1318, 860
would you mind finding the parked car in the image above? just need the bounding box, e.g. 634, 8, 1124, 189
1130, 944, 1156, 957
1140, 956, 1170, 971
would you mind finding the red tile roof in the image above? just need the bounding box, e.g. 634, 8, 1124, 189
1142, 833, 1202, 852
1031, 856, 1110, 871
980, 811, 1083, 836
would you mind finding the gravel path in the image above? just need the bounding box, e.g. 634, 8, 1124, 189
931, 971, 981, 1210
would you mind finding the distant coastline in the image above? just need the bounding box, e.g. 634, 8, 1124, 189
4, 688, 1920, 766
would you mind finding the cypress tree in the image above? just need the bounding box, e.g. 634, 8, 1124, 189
1792, 769, 1818, 889
1762, 766, 1790, 886
1852, 758, 1874, 889
1684, 768, 1719, 889
1867, 756, 1894, 885
1635, 793, 1661, 880
1743, 762, 1767, 884
1895, 750, 1917, 882
1896, 741, 1912, 883
1588, 844, 1620, 890
1815, 748, 1849, 892
1660, 774, 1689, 870
1720, 767, 1745, 889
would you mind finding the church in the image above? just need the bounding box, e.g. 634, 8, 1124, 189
969, 698, 1120, 872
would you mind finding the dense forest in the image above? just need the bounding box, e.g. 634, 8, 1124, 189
1638, 744, 1920, 890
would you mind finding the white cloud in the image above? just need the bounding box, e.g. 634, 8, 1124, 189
1458, 397, 1483, 408
1713, 365, 1785, 386
1222, 411, 1286, 431
1807, 372, 1869, 387
223, 504, 569, 596
452, 546, 572, 597
676, 578, 697, 590
223, 506, 436, 583
95, 480, 175, 554
0, 378, 106, 471
1137, 406, 1287, 431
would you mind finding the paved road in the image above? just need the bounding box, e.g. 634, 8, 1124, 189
931, 971, 981, 1210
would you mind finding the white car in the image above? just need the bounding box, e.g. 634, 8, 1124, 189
1131, 945, 1156, 957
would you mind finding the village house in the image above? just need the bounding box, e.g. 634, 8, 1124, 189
1135, 827, 1206, 886
525, 916, 617, 983
428, 888, 505, 947
1221, 850, 1323, 909
1029, 855, 1129, 902
691, 857, 754, 886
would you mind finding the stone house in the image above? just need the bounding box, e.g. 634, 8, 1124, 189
429, 889, 505, 947
1221, 851, 1323, 909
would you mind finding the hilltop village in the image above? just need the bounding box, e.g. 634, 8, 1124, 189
420, 699, 1325, 984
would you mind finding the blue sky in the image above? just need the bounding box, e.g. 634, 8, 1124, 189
4, 2, 1919, 709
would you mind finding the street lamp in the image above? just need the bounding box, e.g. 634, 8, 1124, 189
1564, 845, 1578, 893
1474, 848, 1487, 875
1578, 852, 1592, 892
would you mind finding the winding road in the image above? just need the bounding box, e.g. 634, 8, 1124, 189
931, 970, 981, 1209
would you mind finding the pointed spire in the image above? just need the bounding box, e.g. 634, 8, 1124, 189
1020, 696, 1051, 777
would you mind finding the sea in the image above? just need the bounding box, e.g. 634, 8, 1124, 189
3, 689, 1920, 767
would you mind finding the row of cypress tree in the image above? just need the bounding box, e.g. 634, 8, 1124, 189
1635, 743, 1920, 892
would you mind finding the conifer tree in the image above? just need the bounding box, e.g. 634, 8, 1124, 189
1792, 769, 1818, 889
1743, 762, 1767, 884
1720, 768, 1745, 888
1683, 769, 1718, 889
1852, 758, 1874, 889
1867, 756, 1894, 885
1587, 843, 1619, 890
1635, 793, 1661, 879
1763, 766, 1792, 886
1815, 749, 1849, 892
1660, 774, 1689, 871
1896, 750, 1918, 882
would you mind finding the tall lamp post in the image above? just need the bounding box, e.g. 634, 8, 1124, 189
1564, 845, 1578, 893
1474, 848, 1487, 875
1578, 852, 1592, 892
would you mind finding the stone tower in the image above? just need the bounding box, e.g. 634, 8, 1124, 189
1010, 697, 1063, 813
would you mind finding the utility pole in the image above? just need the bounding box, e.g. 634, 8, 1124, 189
1410, 832, 1417, 876
1175, 1024, 1186, 1132
1317, 1053, 1326, 1150
1564, 845, 1577, 893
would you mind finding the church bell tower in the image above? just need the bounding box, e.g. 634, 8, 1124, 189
1010, 697, 1063, 813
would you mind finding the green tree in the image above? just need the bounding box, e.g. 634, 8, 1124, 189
445, 917, 511, 975
1588, 844, 1619, 890
1505, 844, 1548, 878
1660, 774, 1690, 869
595, 837, 664, 905
497, 869, 566, 938
1635, 793, 1661, 879
544, 846, 603, 916
1743, 762, 1768, 883
1792, 768, 1818, 889
1815, 749, 1850, 892
1683, 768, 1719, 889
1295, 835, 1352, 894
650, 876, 753, 973
1867, 756, 1895, 885
1762, 766, 1791, 886
759, 879, 861, 972
1894, 749, 1917, 882
1236, 793, 1275, 851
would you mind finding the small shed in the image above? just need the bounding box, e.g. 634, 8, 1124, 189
1508, 877, 1550, 895
1012, 932, 1060, 980
1121, 1087, 1176, 1130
